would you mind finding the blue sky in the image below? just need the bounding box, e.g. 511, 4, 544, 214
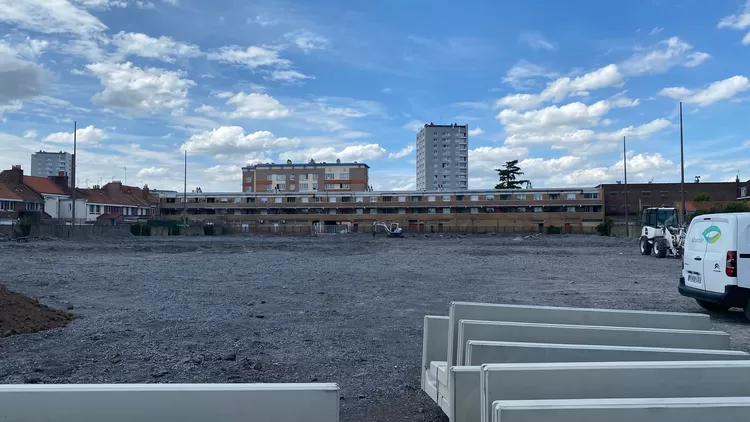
1, 0, 749, 192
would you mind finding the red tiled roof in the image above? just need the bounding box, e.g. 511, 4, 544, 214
0, 183, 22, 201
23, 176, 67, 196
0, 182, 43, 202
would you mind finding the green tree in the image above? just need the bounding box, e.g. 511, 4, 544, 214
693, 192, 711, 202
495, 160, 530, 189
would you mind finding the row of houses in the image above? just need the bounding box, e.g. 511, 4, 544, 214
0, 166, 158, 226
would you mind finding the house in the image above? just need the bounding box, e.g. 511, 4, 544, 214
23, 175, 70, 219
0, 183, 23, 225
77, 182, 159, 224
0, 166, 46, 223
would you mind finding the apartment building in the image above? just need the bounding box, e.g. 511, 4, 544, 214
159, 187, 603, 233
241, 161, 370, 193
416, 123, 469, 191
600, 180, 744, 218
31, 151, 73, 186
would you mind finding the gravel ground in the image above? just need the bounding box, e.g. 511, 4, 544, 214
1, 234, 749, 421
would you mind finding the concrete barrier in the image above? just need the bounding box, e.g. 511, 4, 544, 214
479, 361, 750, 422
448, 342, 746, 422
457, 320, 730, 364
0, 383, 340, 422
491, 397, 750, 422
447, 302, 711, 367
420, 315, 449, 396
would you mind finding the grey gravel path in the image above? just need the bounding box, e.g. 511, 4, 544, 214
1, 234, 748, 421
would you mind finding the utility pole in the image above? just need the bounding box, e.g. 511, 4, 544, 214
623, 136, 629, 237
71, 121, 77, 228
183, 150, 188, 226
679, 102, 686, 224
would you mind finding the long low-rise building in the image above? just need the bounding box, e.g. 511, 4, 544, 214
159, 187, 604, 233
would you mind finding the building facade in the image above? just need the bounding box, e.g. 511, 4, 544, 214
599, 180, 743, 218
159, 187, 603, 233
416, 123, 468, 191
31, 151, 73, 186
241, 161, 369, 193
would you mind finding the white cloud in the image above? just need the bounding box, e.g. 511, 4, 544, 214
339, 131, 371, 139
204, 164, 243, 182
279, 144, 386, 163
23, 130, 37, 139
650, 27, 664, 35
266, 69, 314, 82
0, 0, 107, 35
217, 92, 289, 119
381, 88, 392, 94
658, 76, 750, 106
518, 31, 556, 51
388, 144, 414, 159
468, 127, 484, 136
402, 120, 425, 131
181, 126, 299, 158
137, 167, 167, 177
496, 64, 623, 110
72, 0, 127, 9
289, 97, 385, 132
502, 60, 558, 90
718, 1, 750, 44
42, 125, 107, 145
0, 40, 48, 110
285, 30, 328, 53
207, 45, 289, 69
558, 153, 677, 186
86, 62, 196, 114
620, 37, 710, 76
136, 1, 155, 8
112, 32, 201, 62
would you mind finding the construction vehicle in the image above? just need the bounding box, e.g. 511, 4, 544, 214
372, 221, 405, 238
639, 207, 686, 258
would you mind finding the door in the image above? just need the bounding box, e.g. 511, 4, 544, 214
683, 219, 711, 290
702, 215, 737, 294
738, 215, 750, 290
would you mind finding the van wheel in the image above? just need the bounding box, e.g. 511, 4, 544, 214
655, 238, 668, 258
697, 300, 731, 312
639, 237, 652, 255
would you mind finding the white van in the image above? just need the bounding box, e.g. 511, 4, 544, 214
679, 213, 750, 319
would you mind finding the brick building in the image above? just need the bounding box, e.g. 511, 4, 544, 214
241, 161, 370, 193
599, 180, 743, 218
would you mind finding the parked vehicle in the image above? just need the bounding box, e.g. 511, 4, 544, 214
372, 221, 405, 238
639, 207, 685, 258
678, 213, 750, 319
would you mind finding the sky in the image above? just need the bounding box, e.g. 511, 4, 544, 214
1, 0, 750, 193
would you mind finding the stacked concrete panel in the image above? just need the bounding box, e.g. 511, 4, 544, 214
0, 383, 340, 422
420, 301, 750, 422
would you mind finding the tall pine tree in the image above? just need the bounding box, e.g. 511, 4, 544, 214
495, 160, 530, 189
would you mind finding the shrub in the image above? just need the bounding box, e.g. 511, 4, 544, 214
693, 193, 711, 202
203, 225, 215, 236
595, 219, 614, 236
130, 223, 151, 236
14, 217, 32, 237
546, 225, 562, 234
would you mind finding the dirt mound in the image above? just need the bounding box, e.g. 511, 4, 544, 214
0, 285, 73, 338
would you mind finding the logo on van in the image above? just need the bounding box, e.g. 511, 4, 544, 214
702, 225, 722, 244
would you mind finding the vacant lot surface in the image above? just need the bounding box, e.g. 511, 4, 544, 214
1, 234, 749, 421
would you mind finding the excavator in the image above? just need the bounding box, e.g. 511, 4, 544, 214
372, 221, 405, 238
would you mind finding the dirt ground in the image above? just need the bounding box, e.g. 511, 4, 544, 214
0, 285, 73, 338
1, 234, 749, 421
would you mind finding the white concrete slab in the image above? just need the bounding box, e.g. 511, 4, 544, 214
0, 383, 340, 422
458, 320, 729, 365
492, 397, 750, 422
480, 361, 750, 422
421, 315, 449, 391
447, 302, 711, 368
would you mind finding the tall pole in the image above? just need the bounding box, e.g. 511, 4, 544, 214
71, 121, 77, 227
183, 150, 187, 226
623, 136, 628, 237
679, 102, 686, 224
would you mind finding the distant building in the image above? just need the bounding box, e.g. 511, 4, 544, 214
416, 123, 469, 191
31, 151, 73, 186
241, 161, 370, 193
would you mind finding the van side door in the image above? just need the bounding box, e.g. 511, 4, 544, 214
737, 215, 750, 290
684, 219, 710, 290
702, 215, 737, 294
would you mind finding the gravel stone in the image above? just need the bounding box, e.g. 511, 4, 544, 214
1, 234, 746, 421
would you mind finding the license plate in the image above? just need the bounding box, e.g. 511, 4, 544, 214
687, 273, 702, 284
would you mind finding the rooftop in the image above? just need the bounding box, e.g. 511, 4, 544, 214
160, 187, 599, 198
23, 176, 67, 196
243, 162, 370, 170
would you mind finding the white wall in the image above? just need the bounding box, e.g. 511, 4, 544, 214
59, 199, 89, 224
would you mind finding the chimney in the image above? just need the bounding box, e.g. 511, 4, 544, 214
0, 166, 24, 183
142, 185, 150, 199
106, 181, 122, 196
50, 175, 70, 191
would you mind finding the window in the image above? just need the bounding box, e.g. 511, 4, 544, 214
234, 197, 242, 203
329, 197, 337, 203
470, 208, 479, 214
261, 209, 268, 215
455, 195, 464, 201
517, 194, 526, 200
427, 195, 436, 202
567, 206, 576, 212
276, 174, 286, 181
369, 196, 378, 202
534, 207, 543, 213
356, 209, 364, 215
534, 194, 543, 200
485, 195, 495, 200
470, 195, 479, 201
312, 183, 318, 190
260, 197, 268, 203
266, 175, 273, 181
89, 205, 95, 213
301, 197, 309, 203
325, 173, 335, 180
442, 208, 451, 214
266, 186, 273, 192
370, 208, 377, 214
518, 207, 526, 212
325, 184, 335, 189
382, 196, 392, 202
245, 177, 253, 183
642, 191, 651, 197
398, 208, 406, 214
398, 196, 406, 202
610, 192, 617, 197
299, 174, 308, 181
286, 197, 296, 203
355, 196, 364, 203
567, 193, 576, 200
340, 173, 349, 180
290, 184, 296, 191
661, 191, 669, 197
341, 184, 349, 189
583, 193, 599, 199
277, 183, 286, 191
300, 183, 309, 190
312, 174, 318, 181
411, 196, 422, 202
341, 196, 351, 203
274, 197, 282, 204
